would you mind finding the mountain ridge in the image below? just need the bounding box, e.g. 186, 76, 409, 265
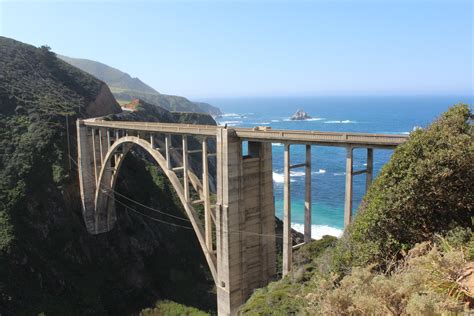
58, 55, 221, 116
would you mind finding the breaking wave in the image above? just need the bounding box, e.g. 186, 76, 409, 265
291, 223, 343, 240
324, 120, 357, 124
218, 120, 243, 126
272, 172, 296, 183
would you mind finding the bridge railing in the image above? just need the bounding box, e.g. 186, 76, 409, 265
83, 119, 407, 148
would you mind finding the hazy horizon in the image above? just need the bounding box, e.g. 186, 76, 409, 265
1, 0, 472, 98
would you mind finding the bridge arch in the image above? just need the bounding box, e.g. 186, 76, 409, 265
92, 135, 217, 281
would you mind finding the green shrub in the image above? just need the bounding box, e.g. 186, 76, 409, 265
140, 300, 209, 316
240, 236, 337, 315
333, 104, 473, 273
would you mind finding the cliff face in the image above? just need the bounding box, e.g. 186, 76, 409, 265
0, 37, 215, 315
85, 83, 121, 117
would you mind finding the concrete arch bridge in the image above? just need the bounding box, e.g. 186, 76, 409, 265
76, 119, 407, 315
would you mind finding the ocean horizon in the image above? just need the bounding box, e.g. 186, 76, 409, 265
200, 95, 473, 239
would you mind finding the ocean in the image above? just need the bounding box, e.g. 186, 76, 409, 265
201, 95, 473, 239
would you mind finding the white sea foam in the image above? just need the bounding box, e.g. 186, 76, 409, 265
255, 122, 270, 125
291, 223, 343, 240
272, 143, 283, 147
324, 120, 357, 124
333, 172, 345, 176
271, 119, 280, 122
218, 120, 243, 126
380, 131, 410, 135
221, 113, 241, 117
312, 169, 326, 174
290, 171, 305, 177
273, 172, 296, 183
283, 117, 324, 122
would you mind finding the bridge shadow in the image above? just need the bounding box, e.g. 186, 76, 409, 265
101, 148, 216, 315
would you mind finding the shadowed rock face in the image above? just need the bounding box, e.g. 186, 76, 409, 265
290, 109, 311, 120
86, 83, 121, 117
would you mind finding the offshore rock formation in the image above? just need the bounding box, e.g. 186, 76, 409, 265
290, 109, 312, 120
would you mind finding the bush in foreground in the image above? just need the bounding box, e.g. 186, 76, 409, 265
333, 104, 473, 272
140, 300, 209, 316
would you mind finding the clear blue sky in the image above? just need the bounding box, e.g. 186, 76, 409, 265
1, 0, 472, 98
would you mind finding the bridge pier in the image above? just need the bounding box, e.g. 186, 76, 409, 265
344, 147, 375, 228
216, 129, 276, 315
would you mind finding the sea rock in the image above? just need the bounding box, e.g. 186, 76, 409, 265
290, 109, 311, 120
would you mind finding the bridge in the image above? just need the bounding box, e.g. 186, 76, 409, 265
76, 119, 408, 315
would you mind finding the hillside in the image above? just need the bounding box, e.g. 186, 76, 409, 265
58, 55, 158, 94
0, 36, 215, 314
58, 55, 221, 116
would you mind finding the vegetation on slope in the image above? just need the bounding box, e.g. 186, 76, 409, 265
58, 55, 221, 115
140, 300, 209, 316
243, 229, 472, 315
241, 104, 474, 314
0, 36, 215, 314
58, 54, 158, 94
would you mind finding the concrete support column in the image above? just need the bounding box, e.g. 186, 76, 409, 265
202, 137, 213, 251
98, 129, 104, 166
106, 129, 111, 150
91, 129, 98, 185
165, 134, 171, 169
304, 144, 312, 243
366, 148, 373, 191
247, 141, 276, 287
216, 130, 276, 315
77, 120, 98, 234
216, 128, 243, 315
344, 146, 354, 228
182, 135, 189, 201
282, 143, 292, 276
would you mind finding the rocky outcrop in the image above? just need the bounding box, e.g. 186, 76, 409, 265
86, 83, 121, 117
290, 109, 311, 120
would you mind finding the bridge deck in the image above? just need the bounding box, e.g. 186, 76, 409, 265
83, 119, 408, 148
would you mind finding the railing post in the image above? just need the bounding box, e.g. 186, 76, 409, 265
304, 144, 312, 243
344, 146, 354, 227
150, 134, 154, 149
283, 143, 292, 276
366, 148, 373, 191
